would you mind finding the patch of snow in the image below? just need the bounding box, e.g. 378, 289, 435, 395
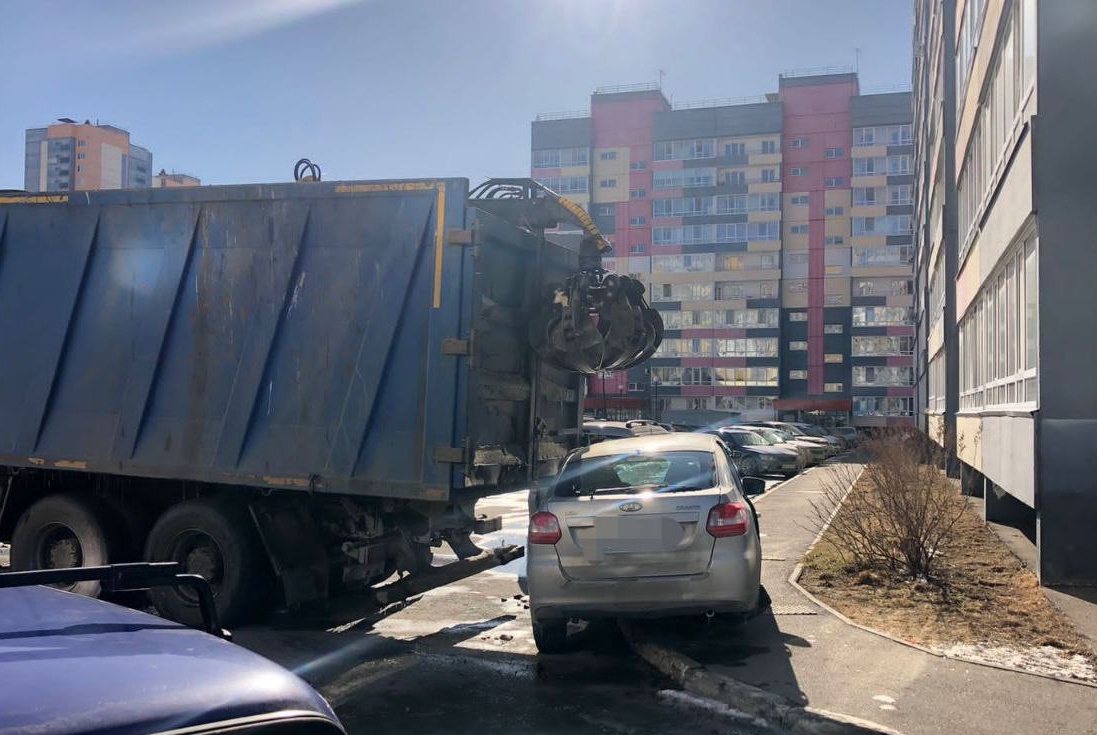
879, 704, 897, 711
657, 689, 769, 729
872, 694, 895, 704
932, 642, 1097, 682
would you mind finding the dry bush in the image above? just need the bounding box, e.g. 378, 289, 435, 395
813, 430, 968, 582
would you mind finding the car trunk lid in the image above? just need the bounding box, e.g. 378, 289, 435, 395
548, 489, 721, 580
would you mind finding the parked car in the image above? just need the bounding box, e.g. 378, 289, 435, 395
829, 425, 859, 446
747, 421, 839, 457
764, 427, 828, 465
790, 422, 846, 453
712, 428, 801, 478
526, 433, 765, 653
583, 419, 669, 444
739, 426, 810, 470
0, 565, 345, 735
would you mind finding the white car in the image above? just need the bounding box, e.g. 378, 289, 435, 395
526, 433, 764, 653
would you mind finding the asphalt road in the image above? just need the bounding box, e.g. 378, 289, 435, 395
236, 481, 789, 735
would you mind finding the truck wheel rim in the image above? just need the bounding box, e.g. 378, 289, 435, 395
37, 524, 83, 570
168, 532, 225, 602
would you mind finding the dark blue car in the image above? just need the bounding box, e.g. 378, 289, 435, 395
0, 565, 344, 735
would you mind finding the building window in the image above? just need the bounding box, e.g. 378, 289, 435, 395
654, 139, 716, 161
789, 370, 807, 380
853, 366, 913, 386
629, 216, 647, 226
761, 140, 777, 154
854, 396, 914, 417
789, 311, 808, 322
825, 147, 844, 159
957, 232, 1038, 409
852, 335, 915, 356
629, 244, 645, 254
790, 167, 807, 177
825, 177, 845, 187
888, 184, 913, 205
789, 341, 808, 351
789, 224, 808, 235
628, 382, 640, 391
824, 382, 844, 392
630, 160, 648, 170
786, 252, 808, 265
77, 152, 86, 160
790, 194, 809, 205
824, 353, 843, 363
887, 155, 912, 175
630, 189, 647, 199
852, 306, 911, 326
824, 324, 843, 334
600, 178, 617, 188
825, 206, 844, 216
715, 337, 779, 357
532, 147, 589, 168
596, 204, 614, 216
662, 284, 673, 299
853, 215, 912, 236
725, 142, 746, 157
724, 171, 746, 186
655, 168, 716, 190
825, 294, 845, 305
825, 236, 844, 245
534, 176, 588, 194
600, 151, 617, 161
853, 187, 879, 206
791, 137, 809, 148
761, 169, 778, 182
713, 366, 779, 387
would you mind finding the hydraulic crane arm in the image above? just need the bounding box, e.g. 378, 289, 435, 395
469, 178, 663, 375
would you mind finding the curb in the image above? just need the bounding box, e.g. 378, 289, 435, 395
790, 472, 1097, 691
619, 621, 903, 735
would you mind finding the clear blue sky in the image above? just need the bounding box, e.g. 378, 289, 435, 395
0, 0, 912, 190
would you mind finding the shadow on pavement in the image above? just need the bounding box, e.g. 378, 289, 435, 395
633, 610, 810, 706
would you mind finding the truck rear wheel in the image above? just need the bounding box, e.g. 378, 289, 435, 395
144, 500, 267, 627
11, 493, 115, 598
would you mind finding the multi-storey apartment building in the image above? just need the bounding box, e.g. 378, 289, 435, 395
24, 119, 153, 192
531, 72, 915, 429
913, 0, 1097, 584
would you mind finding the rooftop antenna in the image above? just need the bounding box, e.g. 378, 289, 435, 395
854, 48, 862, 74
656, 68, 666, 89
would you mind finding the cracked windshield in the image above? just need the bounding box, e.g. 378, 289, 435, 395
0, 1, 1094, 734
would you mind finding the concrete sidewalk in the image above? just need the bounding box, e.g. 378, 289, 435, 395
654, 461, 1097, 735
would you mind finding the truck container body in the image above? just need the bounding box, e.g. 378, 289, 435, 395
0, 179, 583, 623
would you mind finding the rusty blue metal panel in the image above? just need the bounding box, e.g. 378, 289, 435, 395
0, 180, 581, 502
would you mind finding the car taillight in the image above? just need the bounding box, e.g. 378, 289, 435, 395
529, 512, 562, 544
707, 502, 750, 538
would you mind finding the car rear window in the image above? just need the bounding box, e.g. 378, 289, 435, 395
554, 451, 717, 497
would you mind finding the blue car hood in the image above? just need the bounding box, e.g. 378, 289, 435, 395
0, 586, 338, 735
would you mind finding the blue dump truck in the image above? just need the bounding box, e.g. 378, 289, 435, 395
0, 177, 661, 626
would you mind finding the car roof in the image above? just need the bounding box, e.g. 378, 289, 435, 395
574, 432, 724, 459
0, 585, 339, 735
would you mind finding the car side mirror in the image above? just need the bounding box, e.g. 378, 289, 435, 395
741, 476, 766, 496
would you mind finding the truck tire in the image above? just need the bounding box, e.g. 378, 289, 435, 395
11, 493, 114, 598
144, 500, 267, 628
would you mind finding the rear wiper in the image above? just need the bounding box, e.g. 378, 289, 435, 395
587, 484, 662, 498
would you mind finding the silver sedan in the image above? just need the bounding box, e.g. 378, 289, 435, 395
526, 433, 764, 653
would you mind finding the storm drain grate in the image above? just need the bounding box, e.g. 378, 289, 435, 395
770, 601, 820, 615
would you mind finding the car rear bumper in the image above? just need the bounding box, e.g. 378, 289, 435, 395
527, 539, 761, 621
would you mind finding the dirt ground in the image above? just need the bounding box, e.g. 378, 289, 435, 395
800, 477, 1096, 662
